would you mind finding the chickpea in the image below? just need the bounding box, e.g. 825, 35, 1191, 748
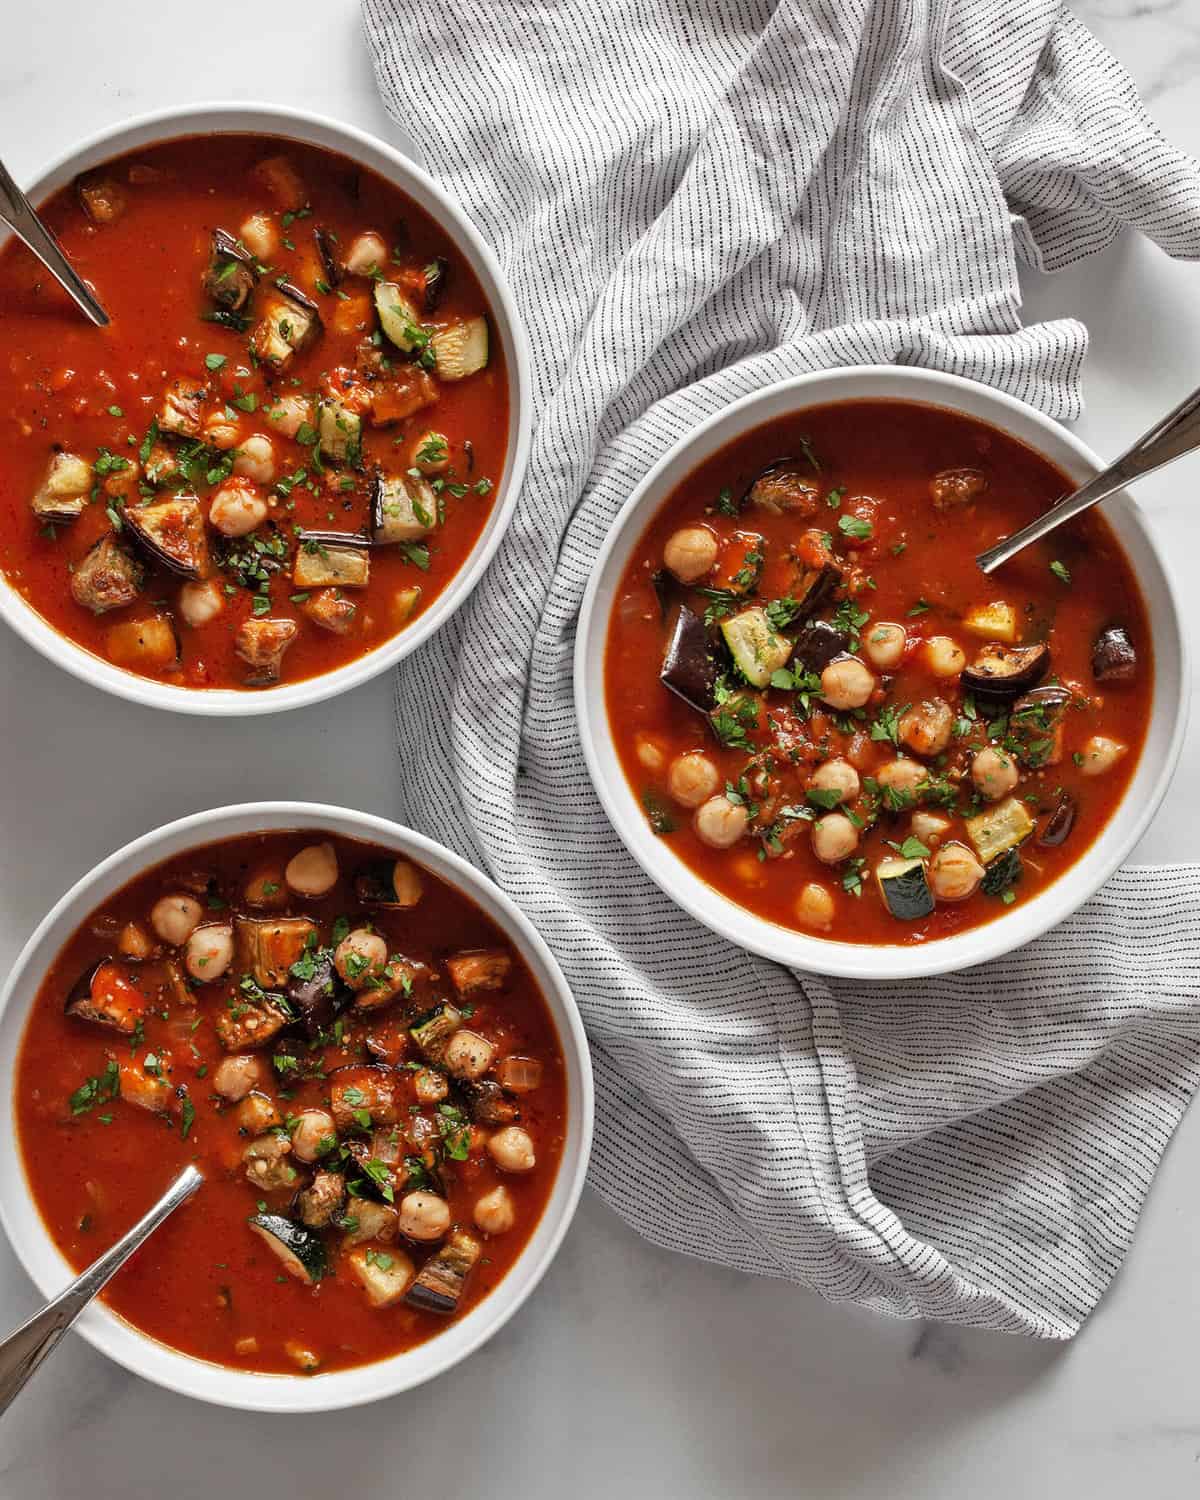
635, 733, 665, 773
911, 812, 952, 846
810, 758, 860, 805
795, 882, 835, 931
898, 698, 954, 757
285, 841, 339, 898
264, 393, 312, 439
663, 525, 718, 585
344, 231, 388, 276
412, 430, 451, 475
811, 813, 859, 864
876, 757, 927, 800
150, 894, 203, 947
667, 751, 721, 809
334, 929, 388, 990
444, 1029, 496, 1081
117, 921, 153, 961
693, 795, 749, 850
923, 635, 966, 679
178, 579, 224, 629
863, 622, 906, 670
184, 923, 234, 982
488, 1126, 536, 1174
819, 656, 875, 710
929, 842, 985, 902
971, 746, 1020, 801
474, 1184, 516, 1235
208, 478, 268, 538
291, 1108, 336, 1163
232, 433, 276, 485
398, 1191, 452, 1242
1080, 735, 1127, 776
239, 212, 278, 261
204, 417, 244, 453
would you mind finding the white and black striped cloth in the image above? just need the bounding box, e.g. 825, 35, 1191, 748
363, 0, 1200, 1335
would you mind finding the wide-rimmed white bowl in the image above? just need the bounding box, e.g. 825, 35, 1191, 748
0, 104, 531, 716
575, 366, 1189, 981
0, 803, 593, 1412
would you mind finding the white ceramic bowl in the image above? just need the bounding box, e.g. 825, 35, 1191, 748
0, 803, 593, 1411
575, 366, 1189, 981
0, 104, 531, 716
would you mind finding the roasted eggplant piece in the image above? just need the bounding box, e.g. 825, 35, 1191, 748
70, 535, 144, 614
1037, 790, 1077, 848
459, 1078, 518, 1126
297, 1169, 346, 1230
302, 588, 358, 635
293, 536, 370, 590
355, 859, 424, 909
214, 986, 292, 1052
422, 255, 450, 313
795, 561, 840, 617
743, 459, 820, 516
1091, 625, 1137, 682
234, 616, 299, 685
313, 225, 343, 287
429, 318, 488, 380
712, 530, 764, 596
875, 857, 934, 920
235, 915, 318, 990
157, 377, 208, 439
76, 174, 126, 225
446, 949, 512, 997
287, 948, 351, 1039
790, 620, 847, 674
930, 467, 987, 510
369, 472, 437, 544
960, 642, 1050, 702
124, 494, 210, 578
1009, 684, 1072, 768
316, 393, 363, 464
329, 1064, 400, 1130
104, 613, 181, 671
410, 1003, 464, 1065
404, 1230, 481, 1315
660, 604, 718, 714
368, 367, 439, 426
201, 229, 258, 312
247, 1214, 327, 1285
31, 451, 91, 525
981, 846, 1023, 897
250, 281, 322, 368
64, 959, 147, 1034
348, 1244, 416, 1307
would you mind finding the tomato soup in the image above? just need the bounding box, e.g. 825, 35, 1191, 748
0, 134, 508, 690
16, 831, 566, 1374
605, 399, 1152, 945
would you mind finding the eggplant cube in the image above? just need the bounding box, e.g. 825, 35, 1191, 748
235, 915, 318, 990
660, 604, 718, 714
70, 535, 144, 614
405, 1231, 481, 1315
251, 284, 322, 368
317, 395, 363, 465
446, 949, 512, 997
371, 474, 437, 545
348, 1246, 416, 1308
31, 451, 92, 525
158, 377, 208, 439
123, 494, 210, 578
293, 540, 370, 590
64, 959, 147, 1034
234, 616, 299, 685
302, 588, 358, 636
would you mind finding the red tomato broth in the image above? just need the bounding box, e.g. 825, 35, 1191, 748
605, 399, 1152, 945
0, 135, 508, 690
15, 832, 566, 1374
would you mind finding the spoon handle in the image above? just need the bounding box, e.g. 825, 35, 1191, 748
977, 382, 1200, 573
0, 156, 109, 327
0, 1164, 201, 1417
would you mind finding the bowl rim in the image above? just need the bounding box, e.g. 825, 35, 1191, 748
0, 102, 532, 717
574, 364, 1190, 981
0, 802, 594, 1412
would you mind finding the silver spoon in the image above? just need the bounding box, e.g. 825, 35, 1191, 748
977, 382, 1200, 573
0, 154, 110, 326
0, 1164, 202, 1416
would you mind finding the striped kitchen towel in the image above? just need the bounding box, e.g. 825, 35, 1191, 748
362, 0, 1200, 1335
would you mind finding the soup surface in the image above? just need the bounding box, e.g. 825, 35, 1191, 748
16, 831, 565, 1374
0, 134, 508, 690
605, 399, 1152, 945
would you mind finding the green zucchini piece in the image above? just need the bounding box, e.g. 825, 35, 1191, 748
875, 857, 934, 920
965, 796, 1033, 864
374, 281, 425, 353
720, 607, 791, 689
981, 846, 1023, 897
247, 1213, 327, 1284
410, 1002, 463, 1065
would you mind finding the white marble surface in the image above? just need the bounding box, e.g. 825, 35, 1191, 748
1, 3, 1199, 1495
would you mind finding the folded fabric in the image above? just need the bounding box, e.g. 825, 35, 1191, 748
362, 0, 1200, 1334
